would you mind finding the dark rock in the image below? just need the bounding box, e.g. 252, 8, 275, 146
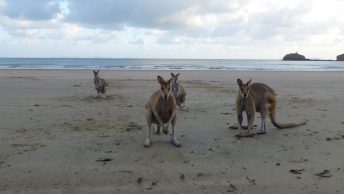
336, 54, 344, 61
283, 53, 307, 61
289, 169, 304, 174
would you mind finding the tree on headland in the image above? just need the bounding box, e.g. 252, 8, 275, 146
336, 54, 344, 61
282, 52, 307, 61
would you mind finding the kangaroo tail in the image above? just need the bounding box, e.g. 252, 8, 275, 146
270, 116, 306, 129
269, 103, 306, 129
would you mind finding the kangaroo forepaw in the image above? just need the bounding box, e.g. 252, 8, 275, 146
170, 138, 181, 147
144, 139, 151, 148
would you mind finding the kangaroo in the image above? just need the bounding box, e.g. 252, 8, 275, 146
144, 75, 180, 148
93, 70, 109, 97
236, 78, 306, 137
171, 73, 187, 111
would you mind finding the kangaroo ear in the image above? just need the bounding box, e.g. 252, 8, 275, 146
157, 76, 164, 85
169, 76, 176, 85
237, 78, 243, 86
247, 79, 252, 85
93, 70, 96, 73
171, 73, 175, 77
176, 73, 180, 78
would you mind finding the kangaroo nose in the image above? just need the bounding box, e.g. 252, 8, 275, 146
164, 94, 168, 99
244, 94, 247, 98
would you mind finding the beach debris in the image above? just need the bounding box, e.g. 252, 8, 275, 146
276, 163, 281, 166
326, 136, 344, 141
315, 170, 332, 178
33, 104, 40, 107
290, 158, 308, 163
114, 140, 120, 145
86, 118, 94, 121
151, 180, 158, 186
246, 177, 256, 185
289, 169, 304, 175
227, 184, 237, 192
179, 173, 185, 180
137, 177, 143, 184
96, 158, 113, 163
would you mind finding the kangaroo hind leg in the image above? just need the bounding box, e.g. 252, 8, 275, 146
246, 110, 255, 137
237, 111, 244, 137
257, 107, 267, 135
144, 110, 153, 148
170, 116, 181, 147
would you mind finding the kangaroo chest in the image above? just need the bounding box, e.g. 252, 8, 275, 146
156, 98, 174, 123
239, 97, 256, 111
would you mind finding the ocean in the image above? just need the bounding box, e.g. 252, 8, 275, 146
0, 58, 343, 71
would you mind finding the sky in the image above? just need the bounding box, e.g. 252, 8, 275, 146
0, 0, 343, 59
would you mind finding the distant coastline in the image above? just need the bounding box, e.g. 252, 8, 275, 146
283, 52, 344, 61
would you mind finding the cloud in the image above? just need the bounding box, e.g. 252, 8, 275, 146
0, 0, 344, 58
1, 0, 62, 20
65, 0, 203, 30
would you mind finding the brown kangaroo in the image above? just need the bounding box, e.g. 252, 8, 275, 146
171, 73, 187, 111
93, 70, 109, 97
144, 75, 180, 148
236, 78, 306, 137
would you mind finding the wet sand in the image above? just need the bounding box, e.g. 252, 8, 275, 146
0, 70, 343, 193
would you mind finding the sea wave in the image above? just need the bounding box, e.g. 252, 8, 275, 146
0, 58, 343, 71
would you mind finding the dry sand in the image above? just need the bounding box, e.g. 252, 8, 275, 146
0, 70, 343, 194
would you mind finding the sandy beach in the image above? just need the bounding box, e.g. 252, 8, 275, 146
0, 70, 344, 194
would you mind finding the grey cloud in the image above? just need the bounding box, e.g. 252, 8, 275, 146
1, 0, 342, 47
65, 0, 202, 30
1, 0, 62, 20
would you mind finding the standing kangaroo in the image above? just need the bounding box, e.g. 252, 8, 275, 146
171, 73, 187, 111
144, 75, 180, 148
236, 78, 306, 137
93, 70, 109, 97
